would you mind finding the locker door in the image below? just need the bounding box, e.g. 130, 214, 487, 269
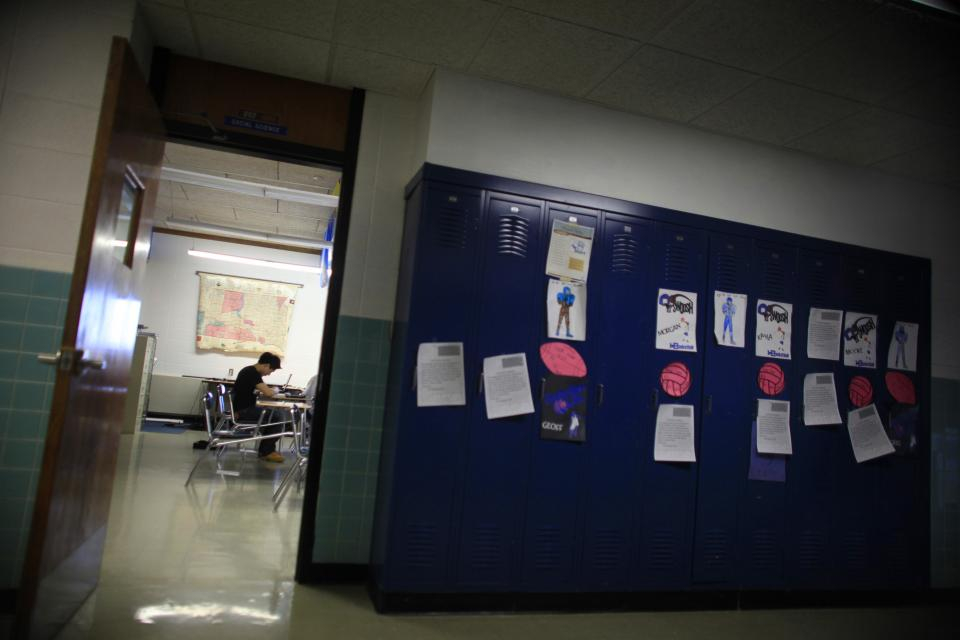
738, 241, 798, 588
633, 222, 707, 590
455, 192, 545, 590
692, 233, 753, 587
382, 184, 483, 590
520, 202, 600, 591
834, 257, 884, 588
786, 250, 844, 589
874, 257, 928, 588
579, 213, 652, 591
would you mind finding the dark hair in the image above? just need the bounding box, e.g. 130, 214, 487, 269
257, 352, 282, 369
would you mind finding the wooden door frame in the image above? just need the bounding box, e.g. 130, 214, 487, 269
147, 49, 367, 582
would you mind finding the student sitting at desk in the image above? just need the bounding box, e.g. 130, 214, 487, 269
233, 352, 285, 463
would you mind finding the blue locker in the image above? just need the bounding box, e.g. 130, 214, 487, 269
832, 256, 885, 588
579, 213, 652, 591
520, 202, 600, 591
692, 232, 754, 587
376, 183, 483, 590
738, 241, 798, 588
873, 257, 928, 589
454, 192, 545, 590
786, 249, 845, 589
633, 222, 707, 590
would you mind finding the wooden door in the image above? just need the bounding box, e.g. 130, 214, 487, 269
14, 38, 164, 640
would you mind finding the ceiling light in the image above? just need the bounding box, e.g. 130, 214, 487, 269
187, 250, 323, 274
163, 218, 332, 251
160, 167, 339, 207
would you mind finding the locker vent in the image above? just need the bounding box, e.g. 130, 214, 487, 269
715, 253, 739, 291
611, 234, 639, 274
888, 528, 910, 576
849, 268, 869, 309
435, 208, 469, 249
750, 530, 778, 571
762, 258, 787, 298
891, 274, 910, 315
702, 529, 729, 569
649, 530, 677, 570
664, 244, 689, 284
533, 526, 561, 571
798, 531, 826, 570
496, 215, 529, 258
470, 524, 503, 570
404, 524, 438, 569
806, 266, 828, 306
842, 531, 867, 572
593, 529, 625, 570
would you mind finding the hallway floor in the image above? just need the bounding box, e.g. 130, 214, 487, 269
54, 431, 954, 639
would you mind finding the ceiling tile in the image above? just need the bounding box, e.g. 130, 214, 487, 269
140, 2, 199, 56
180, 184, 279, 214
278, 200, 336, 220
692, 79, 862, 145
873, 136, 960, 187
188, 0, 337, 40
277, 216, 323, 236
334, 0, 501, 69
165, 142, 279, 180
169, 198, 237, 221
789, 108, 955, 165
653, 0, 870, 74
233, 209, 282, 231
469, 9, 636, 96
881, 70, 960, 129
500, 0, 694, 41
331, 45, 434, 98
278, 162, 340, 191
588, 45, 756, 122
772, 2, 954, 104
194, 14, 330, 83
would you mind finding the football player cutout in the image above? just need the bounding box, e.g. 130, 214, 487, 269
894, 324, 908, 369
555, 285, 576, 338
722, 296, 736, 344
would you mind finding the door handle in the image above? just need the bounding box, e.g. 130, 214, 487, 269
37, 348, 106, 374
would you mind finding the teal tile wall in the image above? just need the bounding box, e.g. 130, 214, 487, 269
0, 265, 69, 589
313, 315, 390, 563
931, 376, 960, 587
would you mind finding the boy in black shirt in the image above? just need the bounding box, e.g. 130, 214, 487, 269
233, 352, 284, 462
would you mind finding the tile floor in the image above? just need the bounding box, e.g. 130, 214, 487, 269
44, 431, 955, 639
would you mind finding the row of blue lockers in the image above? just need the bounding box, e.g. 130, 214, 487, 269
370, 164, 930, 598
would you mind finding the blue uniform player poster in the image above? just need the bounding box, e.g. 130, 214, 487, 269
540, 374, 588, 443
546, 278, 586, 341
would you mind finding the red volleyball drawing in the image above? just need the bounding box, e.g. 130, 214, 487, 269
885, 371, 916, 405
848, 376, 874, 408
540, 342, 587, 377
757, 362, 785, 396
660, 362, 692, 398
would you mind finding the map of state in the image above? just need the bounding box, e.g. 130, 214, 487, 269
196, 272, 301, 355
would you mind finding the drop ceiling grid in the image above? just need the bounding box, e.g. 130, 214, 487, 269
138, 0, 960, 189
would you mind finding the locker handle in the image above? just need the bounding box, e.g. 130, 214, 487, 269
411, 366, 417, 391
478, 372, 484, 395
540, 378, 546, 402
650, 389, 659, 410
597, 383, 605, 407
705, 394, 712, 415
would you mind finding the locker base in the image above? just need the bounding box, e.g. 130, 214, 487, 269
369, 587, 956, 614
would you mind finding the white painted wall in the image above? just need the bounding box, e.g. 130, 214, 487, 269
139, 233, 326, 387
0, 0, 145, 272
419, 70, 960, 379
338, 91, 422, 321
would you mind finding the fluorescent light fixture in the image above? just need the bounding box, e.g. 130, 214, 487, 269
163, 218, 332, 251
187, 249, 323, 274
161, 167, 339, 207
111, 239, 128, 247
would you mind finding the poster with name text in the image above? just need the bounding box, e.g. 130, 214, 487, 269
755, 299, 792, 360
656, 288, 697, 352
843, 312, 878, 368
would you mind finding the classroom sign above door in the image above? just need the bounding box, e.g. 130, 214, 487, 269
195, 272, 301, 355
